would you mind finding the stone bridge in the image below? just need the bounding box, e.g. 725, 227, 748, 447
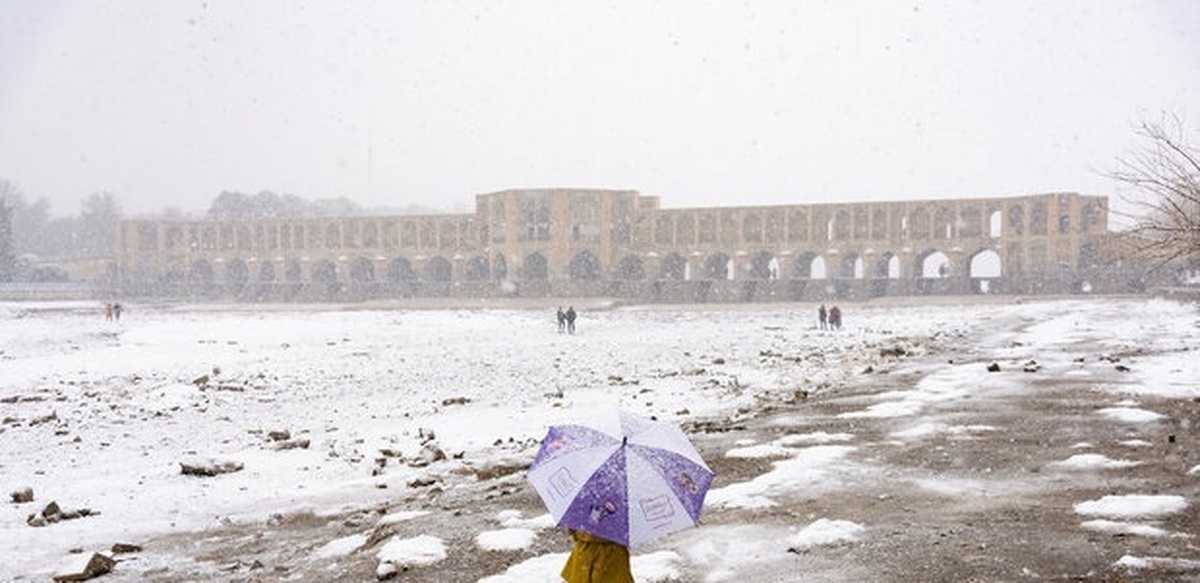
116, 188, 1114, 302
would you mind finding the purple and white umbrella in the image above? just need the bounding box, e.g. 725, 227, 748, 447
527, 408, 713, 547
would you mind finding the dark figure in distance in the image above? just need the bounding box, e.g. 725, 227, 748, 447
818, 304, 827, 330
828, 305, 842, 330
556, 307, 566, 333
565, 306, 577, 334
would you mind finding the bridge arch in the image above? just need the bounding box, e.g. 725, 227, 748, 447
388, 258, 416, 282
465, 255, 489, 281
427, 256, 453, 282
661, 253, 687, 280
524, 253, 548, 280
569, 250, 602, 280
704, 252, 732, 280
969, 249, 1002, 278
615, 255, 645, 280
349, 257, 375, 283
749, 251, 776, 279
919, 250, 952, 278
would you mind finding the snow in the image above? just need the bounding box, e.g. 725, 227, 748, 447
476, 528, 537, 551
377, 533, 447, 567
1, 297, 1198, 581
786, 518, 866, 548
1050, 454, 1142, 470
1097, 406, 1165, 423
1073, 495, 1189, 519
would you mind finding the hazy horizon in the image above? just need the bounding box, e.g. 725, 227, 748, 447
2, 1, 1198, 217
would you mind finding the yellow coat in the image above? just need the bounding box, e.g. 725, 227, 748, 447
560, 530, 634, 583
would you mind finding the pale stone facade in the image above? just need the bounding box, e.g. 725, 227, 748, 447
115, 188, 1112, 300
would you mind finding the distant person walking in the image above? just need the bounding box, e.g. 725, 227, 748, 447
113, 303, 124, 321
828, 305, 842, 330
556, 307, 567, 333
818, 304, 827, 330
565, 306, 577, 334
104, 303, 113, 322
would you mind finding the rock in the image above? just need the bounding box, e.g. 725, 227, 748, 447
441, 396, 470, 406
1115, 364, 1131, 372
192, 374, 209, 387
267, 430, 291, 441
409, 443, 446, 467
879, 346, 907, 358
1022, 360, 1041, 373
52, 552, 115, 582
11, 486, 33, 503
111, 543, 142, 554
987, 363, 1001, 372
274, 439, 310, 451
180, 457, 244, 476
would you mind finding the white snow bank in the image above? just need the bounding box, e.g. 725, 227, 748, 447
706, 445, 856, 509
1080, 520, 1170, 538
476, 528, 537, 551
316, 533, 367, 558
1097, 407, 1164, 423
376, 534, 446, 568
1050, 454, 1141, 470
1074, 495, 1188, 519
1113, 555, 1200, 572
787, 518, 866, 548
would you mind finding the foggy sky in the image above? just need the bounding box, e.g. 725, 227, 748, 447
1, 0, 1198, 217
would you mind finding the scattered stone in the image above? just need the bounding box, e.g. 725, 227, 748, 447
408, 477, 439, 488
111, 543, 142, 554
441, 396, 470, 406
987, 363, 1001, 373
409, 443, 446, 467
712, 357, 726, 365
52, 552, 115, 582
267, 430, 291, 441
1115, 364, 1131, 373
192, 374, 209, 387
879, 346, 907, 358
1022, 360, 1041, 373
180, 456, 244, 477
11, 486, 33, 503
275, 439, 310, 451
27, 501, 97, 527
29, 410, 58, 426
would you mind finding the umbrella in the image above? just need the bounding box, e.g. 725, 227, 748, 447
527, 408, 713, 547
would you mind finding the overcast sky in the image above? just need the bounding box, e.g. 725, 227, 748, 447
1, 1, 1198, 217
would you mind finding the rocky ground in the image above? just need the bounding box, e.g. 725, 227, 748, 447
27, 303, 1200, 583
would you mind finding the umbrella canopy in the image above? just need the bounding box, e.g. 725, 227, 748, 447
527, 408, 713, 547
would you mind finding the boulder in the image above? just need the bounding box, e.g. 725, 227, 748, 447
52, 552, 115, 582
11, 486, 33, 503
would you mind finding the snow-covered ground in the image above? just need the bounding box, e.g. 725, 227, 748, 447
0, 297, 1197, 581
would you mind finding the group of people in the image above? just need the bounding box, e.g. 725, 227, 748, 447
103, 302, 124, 321
556, 306, 578, 334
817, 303, 843, 330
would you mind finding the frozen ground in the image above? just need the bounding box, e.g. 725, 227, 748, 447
0, 296, 1197, 581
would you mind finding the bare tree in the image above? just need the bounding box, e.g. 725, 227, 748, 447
1107, 114, 1200, 274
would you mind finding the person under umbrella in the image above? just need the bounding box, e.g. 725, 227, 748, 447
528, 408, 713, 582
